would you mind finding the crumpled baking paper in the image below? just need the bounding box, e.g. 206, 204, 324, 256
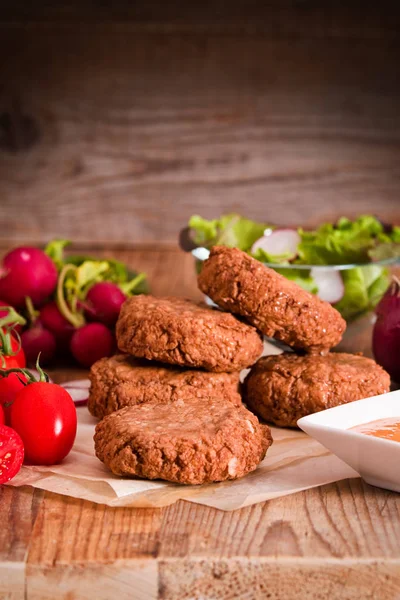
7, 400, 358, 511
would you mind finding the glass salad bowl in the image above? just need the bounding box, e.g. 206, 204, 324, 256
179, 228, 400, 357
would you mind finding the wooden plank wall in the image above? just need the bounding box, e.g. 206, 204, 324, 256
0, 1, 399, 245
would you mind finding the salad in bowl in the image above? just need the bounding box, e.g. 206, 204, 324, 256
180, 214, 400, 322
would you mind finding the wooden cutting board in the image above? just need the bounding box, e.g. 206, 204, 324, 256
1, 247, 400, 600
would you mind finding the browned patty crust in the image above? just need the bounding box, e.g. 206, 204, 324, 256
243, 352, 391, 427
116, 295, 263, 372
89, 354, 242, 419
94, 397, 272, 484
198, 246, 346, 354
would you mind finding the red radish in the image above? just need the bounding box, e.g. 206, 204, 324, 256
70, 323, 114, 368
0, 300, 22, 334
251, 229, 301, 261
40, 301, 75, 345
310, 268, 345, 304
62, 387, 88, 406
373, 277, 400, 382
0, 372, 27, 424
85, 282, 126, 326
21, 326, 57, 366
61, 379, 90, 390
0, 425, 24, 483
61, 379, 90, 406
0, 247, 57, 308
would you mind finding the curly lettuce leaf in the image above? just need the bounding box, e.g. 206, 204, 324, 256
66, 255, 148, 295
297, 216, 387, 266
368, 243, 400, 262
391, 225, 400, 243
252, 247, 294, 264
334, 265, 390, 321
44, 239, 71, 270
274, 268, 318, 295
189, 213, 268, 251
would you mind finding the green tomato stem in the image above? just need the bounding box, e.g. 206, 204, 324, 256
0, 356, 49, 385
0, 307, 26, 329
121, 273, 146, 295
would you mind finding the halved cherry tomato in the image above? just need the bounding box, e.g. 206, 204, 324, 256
0, 425, 24, 483
11, 382, 77, 465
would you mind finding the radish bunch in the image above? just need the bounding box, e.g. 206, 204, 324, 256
0, 241, 148, 368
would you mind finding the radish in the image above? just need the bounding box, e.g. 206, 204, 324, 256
61, 378, 90, 390
70, 323, 114, 368
85, 282, 126, 326
0, 247, 57, 308
60, 386, 88, 406
40, 301, 75, 346
251, 229, 301, 261
310, 268, 345, 304
21, 325, 57, 366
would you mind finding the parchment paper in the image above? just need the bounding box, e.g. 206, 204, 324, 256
7, 404, 358, 511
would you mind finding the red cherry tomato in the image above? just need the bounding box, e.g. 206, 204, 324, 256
1, 332, 26, 369
0, 424, 24, 483
0, 404, 4, 425
11, 382, 77, 465
0, 373, 27, 425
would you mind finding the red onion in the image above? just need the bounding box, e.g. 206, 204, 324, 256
372, 276, 400, 383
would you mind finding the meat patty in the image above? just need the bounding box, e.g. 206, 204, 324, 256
94, 397, 272, 484
89, 354, 242, 419
116, 295, 263, 372
243, 352, 391, 427
198, 246, 346, 354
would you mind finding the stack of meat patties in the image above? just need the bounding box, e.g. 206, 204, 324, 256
90, 246, 390, 485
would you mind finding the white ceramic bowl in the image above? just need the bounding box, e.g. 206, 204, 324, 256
298, 390, 400, 493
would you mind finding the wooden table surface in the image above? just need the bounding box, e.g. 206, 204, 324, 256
2, 247, 400, 600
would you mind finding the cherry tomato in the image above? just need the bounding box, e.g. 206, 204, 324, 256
11, 382, 77, 465
0, 332, 26, 369
0, 405, 4, 426
0, 373, 27, 425
0, 424, 24, 483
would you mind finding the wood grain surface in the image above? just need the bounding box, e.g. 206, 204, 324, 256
1, 1, 399, 245
1, 246, 400, 599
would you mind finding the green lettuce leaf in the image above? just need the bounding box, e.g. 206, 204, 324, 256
368, 243, 400, 262
297, 215, 386, 266
334, 265, 389, 321
44, 239, 71, 270
252, 247, 294, 264
274, 268, 318, 294
189, 213, 268, 251
66, 255, 148, 294
367, 269, 391, 308
391, 225, 400, 243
